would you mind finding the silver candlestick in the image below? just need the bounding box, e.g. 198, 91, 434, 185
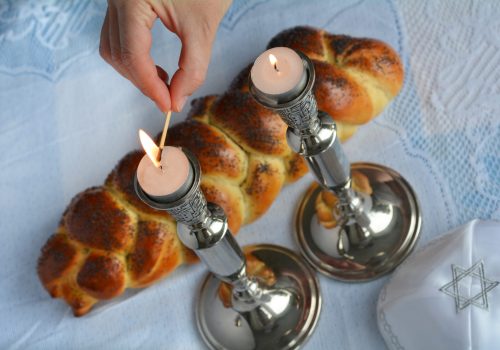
250, 51, 421, 281
134, 149, 321, 349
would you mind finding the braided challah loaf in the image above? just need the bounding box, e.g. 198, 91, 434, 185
38, 26, 403, 316
267, 26, 404, 138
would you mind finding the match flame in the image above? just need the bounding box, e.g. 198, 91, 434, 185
139, 129, 160, 168
269, 53, 278, 67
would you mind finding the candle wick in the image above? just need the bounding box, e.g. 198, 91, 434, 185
274, 63, 280, 72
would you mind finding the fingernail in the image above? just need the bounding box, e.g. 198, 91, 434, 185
177, 96, 188, 112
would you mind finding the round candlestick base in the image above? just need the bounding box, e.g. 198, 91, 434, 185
295, 163, 421, 282
196, 244, 321, 350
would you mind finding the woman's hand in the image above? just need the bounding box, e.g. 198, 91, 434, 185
99, 0, 231, 112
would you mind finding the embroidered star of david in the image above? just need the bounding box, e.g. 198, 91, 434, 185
439, 260, 499, 312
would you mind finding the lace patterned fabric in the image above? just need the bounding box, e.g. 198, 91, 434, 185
387, 0, 500, 226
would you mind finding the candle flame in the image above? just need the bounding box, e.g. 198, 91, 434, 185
269, 53, 278, 66
139, 129, 161, 168
269, 53, 280, 72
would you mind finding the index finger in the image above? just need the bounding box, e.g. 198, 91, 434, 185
116, 3, 171, 112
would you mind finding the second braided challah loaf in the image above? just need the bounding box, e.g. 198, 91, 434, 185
232, 26, 404, 140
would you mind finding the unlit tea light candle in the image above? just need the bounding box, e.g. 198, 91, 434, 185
136, 130, 193, 200
250, 47, 307, 100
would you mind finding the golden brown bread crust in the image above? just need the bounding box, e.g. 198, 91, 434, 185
128, 220, 181, 288
312, 60, 373, 124
210, 91, 289, 157
167, 118, 247, 183
200, 178, 245, 233
268, 26, 326, 61
38, 234, 79, 293
77, 253, 126, 300
65, 188, 135, 253
37, 233, 96, 316
38, 26, 403, 316
330, 35, 403, 97
284, 152, 309, 183
242, 155, 286, 223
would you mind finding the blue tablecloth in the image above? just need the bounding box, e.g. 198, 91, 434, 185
1, 0, 499, 348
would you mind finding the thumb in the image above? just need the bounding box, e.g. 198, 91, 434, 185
169, 31, 215, 112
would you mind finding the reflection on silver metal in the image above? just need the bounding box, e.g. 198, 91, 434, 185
296, 163, 421, 281
197, 244, 321, 350
249, 51, 422, 281
135, 148, 321, 348
286, 112, 350, 189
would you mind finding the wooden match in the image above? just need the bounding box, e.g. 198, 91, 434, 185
157, 110, 172, 162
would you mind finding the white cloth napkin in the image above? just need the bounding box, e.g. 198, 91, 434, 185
0, 0, 498, 349
378, 220, 500, 350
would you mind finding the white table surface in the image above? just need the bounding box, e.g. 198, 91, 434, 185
0, 0, 499, 349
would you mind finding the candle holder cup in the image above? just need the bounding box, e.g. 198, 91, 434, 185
250, 51, 421, 281
134, 149, 321, 349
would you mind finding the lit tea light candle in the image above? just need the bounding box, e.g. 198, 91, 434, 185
136, 129, 193, 201
250, 47, 307, 102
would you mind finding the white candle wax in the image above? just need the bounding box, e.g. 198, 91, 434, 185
250, 47, 304, 95
137, 146, 191, 197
